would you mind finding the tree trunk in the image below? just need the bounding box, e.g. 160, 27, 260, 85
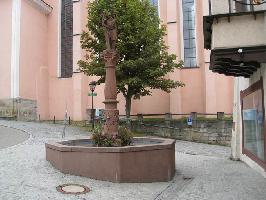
125, 95, 132, 119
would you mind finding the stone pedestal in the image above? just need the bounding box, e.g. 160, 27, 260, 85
102, 49, 119, 135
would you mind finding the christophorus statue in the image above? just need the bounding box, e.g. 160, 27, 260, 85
102, 14, 117, 50
101, 13, 119, 135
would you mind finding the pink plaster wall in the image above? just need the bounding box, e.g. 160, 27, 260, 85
1, 0, 233, 120
36, 67, 49, 119
131, 90, 170, 115
44, 0, 104, 120
204, 63, 234, 114
0, 1, 12, 98
49, 78, 73, 119
46, 0, 73, 120
20, 0, 48, 100
180, 69, 205, 113
159, 0, 233, 115
51, 0, 233, 119
161, 0, 183, 114
215, 75, 234, 113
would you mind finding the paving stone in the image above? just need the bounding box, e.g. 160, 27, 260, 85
0, 120, 265, 200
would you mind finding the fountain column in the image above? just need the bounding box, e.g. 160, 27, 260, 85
101, 14, 119, 135
102, 49, 119, 135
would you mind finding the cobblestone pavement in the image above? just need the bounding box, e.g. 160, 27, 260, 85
0, 125, 29, 149
0, 120, 265, 200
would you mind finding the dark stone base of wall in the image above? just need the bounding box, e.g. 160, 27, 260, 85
0, 98, 37, 121
128, 120, 232, 146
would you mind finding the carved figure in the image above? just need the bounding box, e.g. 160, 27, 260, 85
102, 14, 117, 50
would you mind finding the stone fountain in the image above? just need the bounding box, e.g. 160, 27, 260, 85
45, 15, 175, 183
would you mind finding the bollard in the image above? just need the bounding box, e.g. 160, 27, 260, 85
137, 114, 143, 131
165, 113, 172, 136
53, 116, 55, 124
165, 113, 172, 127
137, 114, 143, 122
38, 114, 41, 122
165, 113, 172, 121
191, 112, 197, 120
69, 116, 71, 125
190, 112, 197, 128
217, 112, 225, 120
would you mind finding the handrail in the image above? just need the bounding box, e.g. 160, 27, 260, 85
118, 112, 233, 117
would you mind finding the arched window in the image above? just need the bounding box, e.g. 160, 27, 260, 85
60, 0, 73, 78
182, 0, 196, 68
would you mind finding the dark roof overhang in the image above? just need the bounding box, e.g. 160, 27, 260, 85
210, 46, 266, 78
203, 10, 266, 50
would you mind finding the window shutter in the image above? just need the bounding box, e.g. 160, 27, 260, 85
61, 0, 73, 78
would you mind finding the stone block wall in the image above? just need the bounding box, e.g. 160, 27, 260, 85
129, 119, 233, 146
0, 99, 17, 118
0, 98, 37, 121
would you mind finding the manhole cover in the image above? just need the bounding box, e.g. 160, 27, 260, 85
56, 184, 90, 195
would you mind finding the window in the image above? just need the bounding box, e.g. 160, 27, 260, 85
241, 78, 266, 169
61, 0, 73, 78
182, 0, 196, 68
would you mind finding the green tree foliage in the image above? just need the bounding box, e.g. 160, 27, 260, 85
79, 0, 184, 117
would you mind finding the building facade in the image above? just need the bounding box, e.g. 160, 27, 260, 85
0, 0, 233, 121
204, 0, 266, 177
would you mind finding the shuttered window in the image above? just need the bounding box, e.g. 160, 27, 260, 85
61, 0, 73, 78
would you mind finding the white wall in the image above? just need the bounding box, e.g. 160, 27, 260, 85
232, 64, 266, 177
212, 14, 266, 49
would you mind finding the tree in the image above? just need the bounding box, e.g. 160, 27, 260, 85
78, 0, 184, 118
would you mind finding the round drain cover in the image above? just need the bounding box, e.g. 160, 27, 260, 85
56, 184, 90, 195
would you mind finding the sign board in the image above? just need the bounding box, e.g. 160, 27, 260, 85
187, 116, 193, 126
88, 93, 97, 97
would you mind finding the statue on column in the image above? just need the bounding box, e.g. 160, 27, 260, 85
101, 13, 119, 135
102, 14, 117, 50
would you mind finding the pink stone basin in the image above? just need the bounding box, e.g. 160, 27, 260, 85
45, 137, 175, 183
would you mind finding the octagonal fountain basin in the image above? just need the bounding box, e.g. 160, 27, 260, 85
45, 137, 175, 183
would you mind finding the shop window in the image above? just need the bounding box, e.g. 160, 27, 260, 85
61, 0, 73, 78
241, 78, 266, 168
182, 0, 197, 68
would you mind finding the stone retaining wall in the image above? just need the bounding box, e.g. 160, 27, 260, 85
128, 119, 233, 146
0, 98, 37, 121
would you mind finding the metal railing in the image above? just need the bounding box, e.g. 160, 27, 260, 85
118, 112, 233, 131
